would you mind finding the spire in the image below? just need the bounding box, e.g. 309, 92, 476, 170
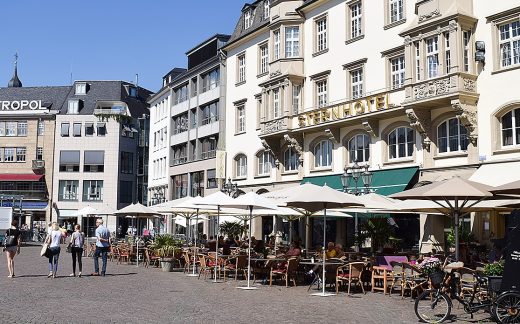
8, 53, 22, 88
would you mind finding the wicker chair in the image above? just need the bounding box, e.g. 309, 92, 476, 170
389, 262, 405, 296
336, 262, 366, 294
401, 263, 428, 298
269, 257, 299, 287
198, 255, 213, 280
223, 255, 248, 281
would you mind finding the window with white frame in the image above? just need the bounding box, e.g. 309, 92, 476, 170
273, 30, 280, 60
264, 0, 270, 19
68, 100, 79, 114
499, 20, 520, 68
73, 123, 81, 137
314, 139, 333, 168
463, 30, 471, 72
244, 9, 253, 29
351, 68, 363, 99
83, 180, 103, 201
236, 105, 246, 133
444, 32, 451, 74
273, 88, 281, 118
4, 148, 14, 162
238, 54, 246, 83
259, 43, 269, 75
16, 147, 26, 162
390, 55, 405, 89
292, 85, 301, 115
350, 2, 362, 39
316, 79, 328, 108
75, 83, 87, 95
38, 120, 44, 135
437, 118, 468, 153
58, 180, 79, 201
388, 127, 414, 159
426, 36, 439, 79
415, 42, 421, 81
235, 154, 247, 178
258, 151, 272, 175
5, 122, 16, 136
316, 17, 327, 52
174, 84, 188, 104
284, 148, 299, 171
348, 134, 370, 163
389, 0, 404, 23
501, 108, 520, 147
285, 26, 300, 58
36, 147, 43, 160
17, 121, 27, 136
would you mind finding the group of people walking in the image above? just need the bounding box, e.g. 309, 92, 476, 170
3, 218, 111, 278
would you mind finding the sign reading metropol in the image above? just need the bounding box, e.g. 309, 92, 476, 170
0, 100, 45, 111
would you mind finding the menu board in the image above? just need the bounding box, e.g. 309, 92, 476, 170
0, 207, 12, 230
501, 226, 520, 291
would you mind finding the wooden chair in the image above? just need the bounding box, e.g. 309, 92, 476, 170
458, 267, 478, 298
110, 245, 120, 262
269, 257, 299, 287
401, 263, 427, 298
198, 255, 213, 280
144, 248, 160, 268
183, 251, 198, 273
117, 247, 131, 265
223, 255, 248, 281
389, 262, 405, 296
372, 266, 393, 295
336, 262, 366, 294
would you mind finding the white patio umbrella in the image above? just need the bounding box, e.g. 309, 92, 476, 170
219, 191, 279, 290
73, 206, 114, 256
284, 183, 363, 297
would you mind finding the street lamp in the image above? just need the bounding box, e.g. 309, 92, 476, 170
221, 177, 238, 197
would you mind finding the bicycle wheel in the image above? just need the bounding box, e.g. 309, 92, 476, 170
415, 289, 452, 323
492, 292, 520, 323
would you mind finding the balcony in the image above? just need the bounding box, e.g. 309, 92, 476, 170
201, 150, 216, 160
260, 116, 289, 136
93, 107, 127, 116
172, 157, 188, 166
403, 73, 478, 106
32, 160, 45, 172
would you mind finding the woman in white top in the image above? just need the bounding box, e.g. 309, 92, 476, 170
46, 222, 63, 278
69, 225, 84, 277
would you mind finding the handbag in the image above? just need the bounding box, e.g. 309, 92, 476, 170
3, 234, 16, 247
66, 243, 72, 253
40, 243, 50, 257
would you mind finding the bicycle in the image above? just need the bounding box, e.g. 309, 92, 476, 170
414, 260, 520, 323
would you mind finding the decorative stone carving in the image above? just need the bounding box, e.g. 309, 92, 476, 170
419, 9, 440, 22
451, 100, 478, 146
463, 78, 476, 92
406, 108, 432, 151
324, 128, 340, 143
404, 36, 412, 46
362, 120, 379, 138
261, 139, 280, 167
270, 70, 282, 78
448, 20, 458, 33
413, 78, 452, 100
263, 118, 287, 134
283, 134, 304, 165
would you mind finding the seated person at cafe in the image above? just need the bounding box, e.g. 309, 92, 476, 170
200, 234, 208, 246
207, 236, 217, 251
233, 235, 241, 248
254, 239, 267, 256
334, 243, 345, 258
325, 242, 337, 259
286, 240, 302, 257
219, 236, 231, 255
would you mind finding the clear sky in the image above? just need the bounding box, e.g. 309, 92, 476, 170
0, 0, 245, 92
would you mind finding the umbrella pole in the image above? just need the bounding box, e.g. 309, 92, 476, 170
247, 206, 252, 288
454, 198, 460, 261
187, 211, 199, 277
214, 206, 220, 283
354, 212, 359, 252
322, 208, 326, 296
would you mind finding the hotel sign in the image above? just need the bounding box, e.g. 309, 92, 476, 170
0, 100, 45, 111
297, 93, 391, 128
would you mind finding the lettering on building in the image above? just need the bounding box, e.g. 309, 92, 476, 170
0, 100, 44, 111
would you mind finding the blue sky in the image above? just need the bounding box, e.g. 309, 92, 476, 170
0, 0, 245, 92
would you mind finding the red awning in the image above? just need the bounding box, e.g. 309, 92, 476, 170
0, 174, 43, 181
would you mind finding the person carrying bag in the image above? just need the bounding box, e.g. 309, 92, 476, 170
69, 225, 84, 277
4, 219, 21, 278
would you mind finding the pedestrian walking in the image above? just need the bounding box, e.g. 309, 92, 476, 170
46, 222, 63, 278
92, 218, 110, 276
69, 225, 84, 277
4, 219, 21, 278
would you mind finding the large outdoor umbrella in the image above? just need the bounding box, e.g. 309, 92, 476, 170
284, 183, 363, 297
219, 192, 279, 290
491, 180, 520, 195
390, 177, 495, 261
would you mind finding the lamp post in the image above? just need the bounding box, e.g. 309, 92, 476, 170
221, 177, 238, 197
340, 161, 373, 252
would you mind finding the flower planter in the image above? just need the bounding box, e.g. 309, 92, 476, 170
160, 258, 174, 272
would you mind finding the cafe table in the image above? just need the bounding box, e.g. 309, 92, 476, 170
300, 260, 345, 291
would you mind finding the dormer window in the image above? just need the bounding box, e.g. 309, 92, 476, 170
75, 83, 87, 95
129, 86, 137, 98
264, 0, 270, 20
244, 9, 253, 29
68, 100, 79, 114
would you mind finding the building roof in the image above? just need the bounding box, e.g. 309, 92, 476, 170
226, 0, 270, 48
0, 86, 72, 111
185, 34, 231, 56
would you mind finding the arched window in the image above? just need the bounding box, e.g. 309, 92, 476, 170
314, 139, 332, 168
388, 127, 414, 159
501, 108, 520, 147
347, 134, 370, 163
283, 148, 299, 171
437, 118, 468, 153
257, 151, 272, 175
235, 154, 247, 178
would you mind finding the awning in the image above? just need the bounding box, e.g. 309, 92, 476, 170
0, 174, 43, 181
469, 161, 520, 187
301, 166, 419, 196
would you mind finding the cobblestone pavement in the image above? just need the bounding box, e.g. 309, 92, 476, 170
0, 245, 493, 323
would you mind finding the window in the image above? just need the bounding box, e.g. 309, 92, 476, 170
173, 174, 188, 199
388, 127, 414, 159
259, 44, 269, 75
36, 147, 43, 160
415, 42, 421, 81
190, 171, 204, 197
17, 121, 27, 136
292, 85, 301, 114
273, 30, 280, 60
285, 26, 300, 58
201, 136, 217, 159
83, 180, 103, 201
120, 151, 133, 174
390, 56, 405, 89
68, 100, 79, 114
244, 9, 253, 29
129, 87, 137, 98
73, 123, 82, 137
316, 79, 328, 108
6, 122, 16, 136
463, 30, 471, 72
38, 120, 44, 135
314, 139, 333, 168
235, 155, 247, 178
348, 134, 370, 163
4, 148, 14, 162
499, 20, 520, 68
191, 78, 198, 97
437, 118, 468, 153
351, 69, 363, 99
120, 181, 133, 204
389, 0, 404, 23
190, 109, 197, 129
58, 180, 79, 201
257, 151, 272, 175
238, 54, 246, 83
444, 32, 451, 74
207, 169, 217, 189
202, 68, 219, 92
501, 108, 520, 146
172, 144, 188, 165
174, 84, 188, 104
273, 88, 281, 118
284, 148, 299, 171
426, 36, 439, 79
264, 0, 270, 19
75, 83, 87, 95
236, 105, 246, 133
316, 17, 327, 52
85, 123, 94, 136
61, 123, 70, 137
201, 102, 219, 125
97, 123, 106, 136
59, 150, 80, 172
16, 147, 26, 162
84, 151, 105, 172
350, 2, 362, 39
173, 113, 188, 134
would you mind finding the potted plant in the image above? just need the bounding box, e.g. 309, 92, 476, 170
484, 260, 504, 294
151, 235, 181, 272
418, 257, 444, 287
219, 221, 246, 239
354, 218, 395, 253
